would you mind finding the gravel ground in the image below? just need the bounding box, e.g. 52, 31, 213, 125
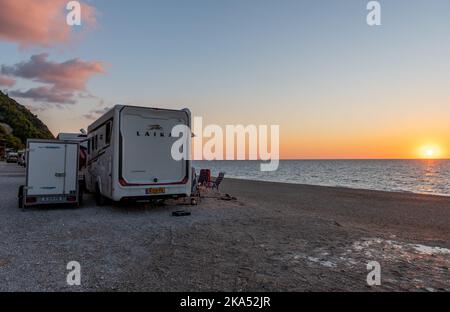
0, 161, 448, 291
0, 161, 245, 291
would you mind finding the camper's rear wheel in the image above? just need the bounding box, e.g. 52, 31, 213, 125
95, 184, 106, 206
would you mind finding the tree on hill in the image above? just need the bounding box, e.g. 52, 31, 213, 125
0, 91, 54, 149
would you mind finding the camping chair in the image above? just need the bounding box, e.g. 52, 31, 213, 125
191, 168, 200, 198
211, 172, 225, 190
198, 169, 211, 186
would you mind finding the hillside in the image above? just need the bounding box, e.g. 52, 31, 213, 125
0, 91, 54, 149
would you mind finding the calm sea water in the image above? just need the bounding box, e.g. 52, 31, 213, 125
193, 160, 450, 196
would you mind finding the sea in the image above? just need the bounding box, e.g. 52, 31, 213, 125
192, 159, 450, 196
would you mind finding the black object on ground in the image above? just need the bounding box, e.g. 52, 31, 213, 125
220, 193, 237, 201
172, 210, 191, 217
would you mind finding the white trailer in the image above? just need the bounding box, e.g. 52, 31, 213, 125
18, 139, 81, 208
85, 105, 192, 204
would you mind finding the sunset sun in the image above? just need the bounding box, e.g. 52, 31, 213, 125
418, 145, 442, 159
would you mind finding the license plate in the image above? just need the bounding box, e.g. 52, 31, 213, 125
146, 187, 165, 194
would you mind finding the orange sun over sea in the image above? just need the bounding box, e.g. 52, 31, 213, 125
418, 144, 443, 159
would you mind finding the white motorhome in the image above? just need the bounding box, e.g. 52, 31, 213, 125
19, 139, 81, 208
57, 132, 88, 148
56, 132, 89, 189
85, 105, 192, 204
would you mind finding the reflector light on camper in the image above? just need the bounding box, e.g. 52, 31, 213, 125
67, 196, 77, 202
26, 197, 37, 203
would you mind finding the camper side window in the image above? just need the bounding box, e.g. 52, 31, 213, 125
92, 135, 97, 151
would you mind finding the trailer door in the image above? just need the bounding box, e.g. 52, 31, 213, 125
27, 142, 66, 196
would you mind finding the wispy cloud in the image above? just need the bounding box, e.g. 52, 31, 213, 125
0, 74, 15, 87
0, 0, 97, 47
9, 86, 76, 104
25, 103, 51, 114
1, 53, 105, 91
83, 106, 111, 120
2, 53, 106, 105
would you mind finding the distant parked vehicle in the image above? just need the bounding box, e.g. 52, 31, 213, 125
17, 152, 26, 167
18, 139, 82, 208
57, 132, 88, 146
17, 150, 25, 166
85, 105, 192, 205
6, 152, 18, 163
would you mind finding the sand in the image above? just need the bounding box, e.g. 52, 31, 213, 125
216, 179, 450, 291
103, 179, 450, 291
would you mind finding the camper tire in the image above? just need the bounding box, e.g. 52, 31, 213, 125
95, 184, 106, 206
18, 185, 24, 209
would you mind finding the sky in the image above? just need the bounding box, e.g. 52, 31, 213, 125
1, 0, 449, 159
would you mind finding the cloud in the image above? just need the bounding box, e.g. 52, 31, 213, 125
0, 74, 15, 87
1, 53, 105, 91
83, 106, 111, 120
25, 103, 51, 114
0, 0, 97, 47
2, 53, 106, 105
0, 1, 103, 105
9, 86, 76, 104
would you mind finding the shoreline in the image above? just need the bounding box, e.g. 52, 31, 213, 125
195, 159, 450, 198
218, 177, 450, 199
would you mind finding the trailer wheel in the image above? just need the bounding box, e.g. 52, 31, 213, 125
95, 184, 106, 206
18, 185, 24, 209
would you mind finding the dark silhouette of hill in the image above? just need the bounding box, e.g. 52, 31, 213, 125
0, 91, 53, 149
